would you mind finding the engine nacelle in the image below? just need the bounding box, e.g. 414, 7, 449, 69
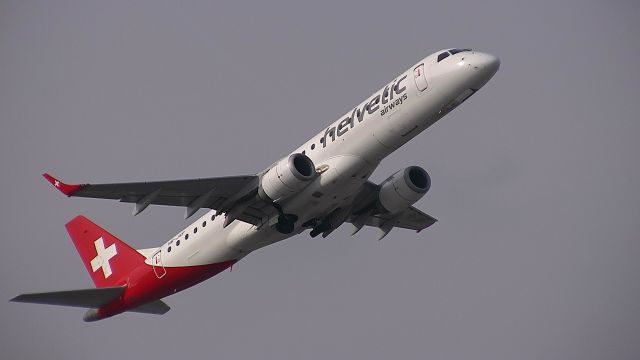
258, 153, 317, 202
378, 166, 431, 213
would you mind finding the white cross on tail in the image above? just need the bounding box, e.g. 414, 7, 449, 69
90, 237, 117, 278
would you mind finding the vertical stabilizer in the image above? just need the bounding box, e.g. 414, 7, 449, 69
65, 215, 145, 287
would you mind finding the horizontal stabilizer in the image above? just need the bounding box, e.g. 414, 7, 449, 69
129, 299, 171, 315
11, 286, 125, 309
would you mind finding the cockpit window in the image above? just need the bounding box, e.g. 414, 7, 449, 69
437, 52, 450, 62
449, 48, 472, 55
438, 49, 472, 62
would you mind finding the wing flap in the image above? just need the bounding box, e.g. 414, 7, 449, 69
369, 207, 437, 232
345, 181, 437, 236
11, 286, 125, 309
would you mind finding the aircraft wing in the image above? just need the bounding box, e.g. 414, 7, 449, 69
358, 206, 437, 231
345, 181, 437, 239
43, 173, 276, 225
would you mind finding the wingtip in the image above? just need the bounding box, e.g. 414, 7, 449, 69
65, 214, 88, 225
42, 173, 82, 196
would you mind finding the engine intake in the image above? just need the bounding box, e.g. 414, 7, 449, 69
378, 166, 431, 213
259, 153, 316, 202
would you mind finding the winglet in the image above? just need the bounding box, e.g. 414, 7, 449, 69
42, 173, 83, 196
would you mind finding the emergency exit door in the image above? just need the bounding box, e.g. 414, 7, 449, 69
413, 64, 428, 91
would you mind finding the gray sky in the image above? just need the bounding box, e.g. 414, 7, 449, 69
1, 1, 639, 359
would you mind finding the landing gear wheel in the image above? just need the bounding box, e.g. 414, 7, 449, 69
309, 220, 331, 238
273, 205, 298, 234
276, 219, 295, 234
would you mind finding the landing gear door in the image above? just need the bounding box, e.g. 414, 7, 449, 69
413, 64, 428, 91
152, 250, 166, 279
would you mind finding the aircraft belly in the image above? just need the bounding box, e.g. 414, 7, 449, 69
286, 154, 374, 217
154, 213, 246, 267
224, 154, 377, 254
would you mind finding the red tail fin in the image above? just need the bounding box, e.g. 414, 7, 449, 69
65, 215, 145, 288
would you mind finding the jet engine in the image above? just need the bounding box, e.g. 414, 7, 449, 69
258, 153, 317, 202
378, 166, 431, 213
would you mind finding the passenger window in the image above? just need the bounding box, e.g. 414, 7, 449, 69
202, 221, 206, 227
437, 52, 450, 62
167, 246, 171, 252
194, 227, 198, 233
185, 234, 189, 240
176, 240, 181, 246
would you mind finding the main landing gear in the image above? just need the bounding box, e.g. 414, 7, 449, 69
272, 203, 298, 234
301, 218, 331, 238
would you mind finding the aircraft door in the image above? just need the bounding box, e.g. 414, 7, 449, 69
152, 250, 166, 278
413, 64, 428, 91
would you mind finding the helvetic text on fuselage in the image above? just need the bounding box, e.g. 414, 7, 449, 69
321, 74, 408, 147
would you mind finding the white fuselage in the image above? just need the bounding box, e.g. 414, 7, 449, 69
148, 49, 500, 269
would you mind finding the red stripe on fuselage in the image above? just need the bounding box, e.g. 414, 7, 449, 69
95, 260, 237, 319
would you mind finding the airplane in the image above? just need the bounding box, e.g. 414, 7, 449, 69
12, 48, 500, 321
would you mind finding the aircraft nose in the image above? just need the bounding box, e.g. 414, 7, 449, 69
468, 52, 500, 77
